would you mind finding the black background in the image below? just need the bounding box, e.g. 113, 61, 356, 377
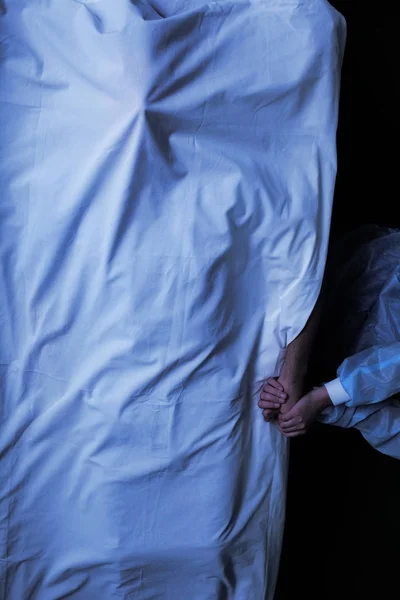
275, 2, 400, 599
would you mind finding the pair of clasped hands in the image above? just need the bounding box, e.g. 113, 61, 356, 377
258, 375, 332, 438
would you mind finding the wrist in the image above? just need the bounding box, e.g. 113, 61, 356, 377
310, 386, 333, 411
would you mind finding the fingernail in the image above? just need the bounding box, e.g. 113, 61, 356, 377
274, 403, 280, 408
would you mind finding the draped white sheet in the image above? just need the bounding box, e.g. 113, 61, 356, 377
0, 1, 345, 597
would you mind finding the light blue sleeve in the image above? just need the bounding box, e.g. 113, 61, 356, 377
338, 342, 400, 407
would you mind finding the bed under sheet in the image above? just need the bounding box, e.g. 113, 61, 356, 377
0, 1, 345, 598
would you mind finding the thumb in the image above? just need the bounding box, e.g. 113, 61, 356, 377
279, 409, 295, 422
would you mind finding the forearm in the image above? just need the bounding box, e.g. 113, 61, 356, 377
280, 277, 326, 383
338, 342, 400, 407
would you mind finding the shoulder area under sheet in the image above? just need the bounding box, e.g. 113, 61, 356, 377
0, 1, 346, 379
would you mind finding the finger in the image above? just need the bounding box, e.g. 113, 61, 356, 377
260, 391, 286, 403
258, 399, 282, 410
265, 378, 284, 392
282, 430, 307, 438
280, 423, 306, 434
263, 408, 279, 417
279, 411, 298, 423
263, 409, 279, 422
261, 387, 287, 400
281, 425, 305, 434
279, 417, 302, 429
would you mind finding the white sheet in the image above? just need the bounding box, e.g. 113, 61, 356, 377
0, 1, 345, 597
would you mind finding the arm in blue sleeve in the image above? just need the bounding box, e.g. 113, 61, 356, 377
337, 342, 400, 408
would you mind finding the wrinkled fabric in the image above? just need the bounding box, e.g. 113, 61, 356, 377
0, 1, 345, 598
319, 400, 400, 460
339, 342, 400, 407
317, 227, 400, 460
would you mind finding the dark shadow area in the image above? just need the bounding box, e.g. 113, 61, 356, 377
275, 2, 400, 598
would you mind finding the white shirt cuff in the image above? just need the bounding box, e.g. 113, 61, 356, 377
323, 377, 351, 406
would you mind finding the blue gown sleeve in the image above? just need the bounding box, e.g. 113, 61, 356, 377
338, 342, 400, 407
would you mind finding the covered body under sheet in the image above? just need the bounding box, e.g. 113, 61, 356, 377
0, 1, 345, 598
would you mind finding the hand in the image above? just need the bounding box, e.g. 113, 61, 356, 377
258, 377, 288, 422
278, 386, 332, 438
277, 375, 305, 416
259, 375, 304, 422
